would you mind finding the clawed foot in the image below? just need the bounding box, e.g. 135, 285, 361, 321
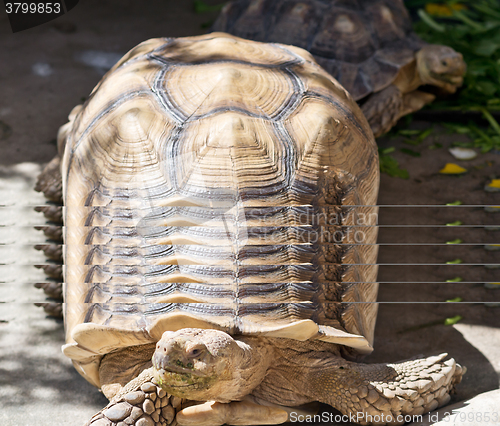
86, 380, 179, 426
377, 356, 463, 424
335, 353, 465, 425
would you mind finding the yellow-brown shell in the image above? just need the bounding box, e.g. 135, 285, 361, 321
60, 33, 379, 387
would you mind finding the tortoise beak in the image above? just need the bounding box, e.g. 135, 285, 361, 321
153, 337, 208, 375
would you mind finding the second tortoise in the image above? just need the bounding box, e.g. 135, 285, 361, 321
213, 0, 466, 137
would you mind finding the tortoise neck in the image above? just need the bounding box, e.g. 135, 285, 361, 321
231, 336, 276, 399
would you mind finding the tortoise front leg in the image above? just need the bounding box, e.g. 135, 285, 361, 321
400, 91, 436, 119
360, 85, 404, 138
86, 367, 178, 426
361, 85, 435, 138
305, 353, 465, 425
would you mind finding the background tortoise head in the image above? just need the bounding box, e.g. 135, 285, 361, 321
417, 44, 466, 93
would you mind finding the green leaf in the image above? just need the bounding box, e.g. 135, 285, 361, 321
452, 9, 485, 32
473, 40, 500, 57
402, 127, 434, 145
417, 127, 434, 141
444, 315, 463, 326
446, 297, 463, 302
428, 142, 443, 150
446, 277, 463, 282
475, 80, 498, 95
418, 9, 446, 32
400, 148, 421, 157
193, 0, 225, 14
380, 147, 395, 155
446, 220, 463, 226
446, 200, 463, 206
446, 238, 463, 244
446, 259, 463, 264
378, 152, 410, 179
474, 3, 500, 20
444, 123, 472, 135
479, 107, 500, 134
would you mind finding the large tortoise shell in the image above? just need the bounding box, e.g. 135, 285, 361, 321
213, 0, 425, 100
59, 33, 379, 388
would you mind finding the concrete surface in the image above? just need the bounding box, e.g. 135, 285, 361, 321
0, 1, 499, 425
407, 389, 500, 426
0, 163, 107, 426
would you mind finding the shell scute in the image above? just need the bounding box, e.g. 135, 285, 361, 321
366, 0, 412, 45
162, 63, 296, 120
267, 0, 325, 49
310, 8, 377, 64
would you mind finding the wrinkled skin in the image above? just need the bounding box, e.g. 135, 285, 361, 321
153, 329, 272, 403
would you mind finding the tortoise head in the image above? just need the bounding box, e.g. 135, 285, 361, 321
152, 328, 263, 402
416, 45, 466, 93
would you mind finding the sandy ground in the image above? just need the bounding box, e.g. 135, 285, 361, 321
0, 1, 499, 425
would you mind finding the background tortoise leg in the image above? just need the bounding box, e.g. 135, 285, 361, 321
400, 90, 436, 119
306, 353, 465, 425
361, 84, 404, 138
86, 368, 179, 426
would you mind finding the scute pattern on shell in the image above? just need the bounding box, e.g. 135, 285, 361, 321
212, 0, 424, 100
60, 33, 379, 388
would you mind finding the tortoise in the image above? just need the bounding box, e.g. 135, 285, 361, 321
35, 33, 464, 426
212, 0, 467, 137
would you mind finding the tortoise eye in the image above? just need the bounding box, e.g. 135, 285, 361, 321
441, 60, 448, 67
187, 345, 205, 358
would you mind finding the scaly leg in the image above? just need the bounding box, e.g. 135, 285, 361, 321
361, 85, 436, 138
361, 85, 403, 138
306, 353, 465, 425
86, 368, 179, 426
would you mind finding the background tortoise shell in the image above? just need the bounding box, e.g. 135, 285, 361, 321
59, 33, 380, 388
213, 0, 425, 101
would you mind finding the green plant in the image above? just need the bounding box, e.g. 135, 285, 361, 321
378, 147, 410, 178
406, 0, 500, 151
193, 0, 226, 14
